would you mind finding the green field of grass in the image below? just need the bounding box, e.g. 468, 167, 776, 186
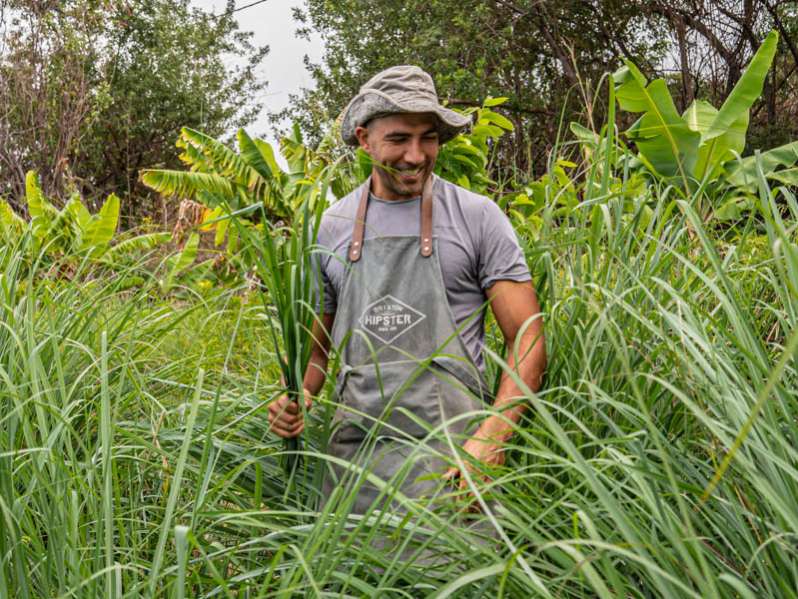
2, 156, 797, 597
3, 33, 798, 595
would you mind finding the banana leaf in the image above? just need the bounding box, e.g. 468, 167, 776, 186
704, 31, 778, 142
684, 100, 748, 181
725, 141, 798, 191
614, 62, 700, 186
80, 194, 120, 255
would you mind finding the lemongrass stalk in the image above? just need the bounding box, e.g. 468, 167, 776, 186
243, 195, 324, 480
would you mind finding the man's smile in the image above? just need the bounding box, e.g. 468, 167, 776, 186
390, 165, 426, 186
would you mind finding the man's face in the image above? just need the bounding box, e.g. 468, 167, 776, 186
354, 112, 440, 200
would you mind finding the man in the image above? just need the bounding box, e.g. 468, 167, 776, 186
269, 65, 545, 514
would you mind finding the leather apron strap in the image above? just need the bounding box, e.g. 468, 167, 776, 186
348, 176, 434, 262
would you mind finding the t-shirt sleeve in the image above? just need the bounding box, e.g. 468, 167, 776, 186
477, 200, 531, 290
313, 222, 338, 314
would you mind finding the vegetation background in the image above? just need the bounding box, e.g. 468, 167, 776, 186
4, 1, 798, 220
2, 1, 798, 597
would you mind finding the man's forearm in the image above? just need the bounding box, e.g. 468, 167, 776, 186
300, 312, 335, 397
302, 349, 328, 396
477, 320, 546, 442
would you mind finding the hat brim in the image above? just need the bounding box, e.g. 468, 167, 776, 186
340, 90, 470, 146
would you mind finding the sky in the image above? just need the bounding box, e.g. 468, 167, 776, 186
190, 0, 325, 152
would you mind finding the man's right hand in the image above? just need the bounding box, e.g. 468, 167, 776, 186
268, 388, 313, 438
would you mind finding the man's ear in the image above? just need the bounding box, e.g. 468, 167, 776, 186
354, 125, 370, 151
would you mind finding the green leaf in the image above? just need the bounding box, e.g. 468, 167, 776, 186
472, 123, 506, 140
173, 233, 200, 275
65, 196, 91, 230
685, 100, 747, 181
705, 31, 778, 142
81, 194, 120, 254
182, 128, 258, 188
450, 141, 485, 159
570, 122, 599, 145
226, 223, 239, 254
479, 109, 514, 131
0, 200, 25, 241
713, 196, 752, 221
25, 171, 49, 220
428, 563, 508, 599
25, 171, 57, 238
141, 170, 236, 203
725, 141, 798, 190
767, 166, 798, 186
684, 100, 718, 136
163, 233, 200, 292
105, 232, 171, 260
451, 153, 483, 171
614, 62, 700, 185
214, 216, 230, 247
237, 129, 282, 182
282, 123, 307, 175
483, 96, 509, 107
255, 140, 283, 178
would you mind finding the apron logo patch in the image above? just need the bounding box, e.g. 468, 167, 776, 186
359, 294, 426, 345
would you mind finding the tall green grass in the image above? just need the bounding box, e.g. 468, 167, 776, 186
1, 150, 797, 596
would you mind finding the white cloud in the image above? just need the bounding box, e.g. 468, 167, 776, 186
191, 0, 324, 156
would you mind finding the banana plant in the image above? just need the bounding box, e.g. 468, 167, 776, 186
142, 127, 347, 225
23, 170, 121, 255
0, 171, 169, 263
0, 199, 26, 241
160, 232, 200, 293
141, 126, 356, 271
281, 122, 364, 200
612, 31, 798, 219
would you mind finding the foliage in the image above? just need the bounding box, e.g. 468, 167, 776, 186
4, 27, 798, 594
0, 171, 210, 296
635, 0, 798, 149
0, 171, 167, 261
142, 126, 349, 223
0, 0, 105, 206
434, 98, 515, 193
285, 0, 664, 178
288, 0, 798, 185
3, 137, 798, 595
615, 31, 775, 187
141, 98, 514, 294
243, 199, 325, 477
609, 30, 798, 222
160, 232, 200, 293
0, 0, 267, 222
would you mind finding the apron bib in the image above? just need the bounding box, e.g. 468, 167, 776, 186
322, 175, 488, 516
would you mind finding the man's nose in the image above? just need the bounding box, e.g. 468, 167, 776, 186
403, 138, 425, 165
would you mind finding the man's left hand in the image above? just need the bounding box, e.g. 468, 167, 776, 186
443, 435, 506, 497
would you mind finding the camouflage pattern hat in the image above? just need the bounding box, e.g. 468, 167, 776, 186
340, 65, 470, 146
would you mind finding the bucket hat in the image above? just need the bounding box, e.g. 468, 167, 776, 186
340, 65, 470, 146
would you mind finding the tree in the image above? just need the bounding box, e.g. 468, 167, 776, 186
0, 0, 267, 226
283, 0, 798, 182
0, 0, 102, 209
637, 1, 798, 152
279, 0, 665, 180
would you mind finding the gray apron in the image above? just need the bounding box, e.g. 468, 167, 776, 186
322, 175, 488, 516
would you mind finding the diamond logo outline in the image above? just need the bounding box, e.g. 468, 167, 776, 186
358, 294, 427, 345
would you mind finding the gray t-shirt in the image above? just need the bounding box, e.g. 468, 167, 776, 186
315, 176, 530, 369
